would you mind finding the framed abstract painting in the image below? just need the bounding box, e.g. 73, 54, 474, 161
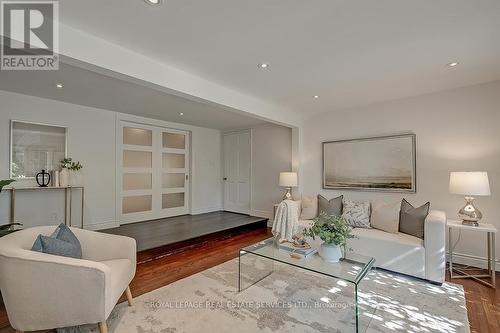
322, 134, 416, 192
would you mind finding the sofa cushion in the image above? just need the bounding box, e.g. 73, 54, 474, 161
342, 198, 370, 228
399, 199, 430, 239
370, 200, 401, 233
31, 223, 82, 259
347, 228, 425, 279
300, 195, 318, 220
31, 234, 82, 259
318, 195, 343, 216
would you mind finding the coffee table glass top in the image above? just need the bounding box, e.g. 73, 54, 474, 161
241, 237, 375, 285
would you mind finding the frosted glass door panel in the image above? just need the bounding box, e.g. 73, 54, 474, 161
162, 153, 185, 169
122, 195, 152, 214
123, 173, 152, 190
163, 133, 185, 149
162, 193, 184, 209
123, 127, 152, 146
162, 173, 185, 189
123, 150, 152, 168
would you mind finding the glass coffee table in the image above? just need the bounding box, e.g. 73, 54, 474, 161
239, 238, 376, 333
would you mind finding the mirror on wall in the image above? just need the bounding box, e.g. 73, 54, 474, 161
10, 120, 67, 179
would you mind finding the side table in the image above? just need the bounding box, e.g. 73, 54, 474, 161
448, 219, 497, 288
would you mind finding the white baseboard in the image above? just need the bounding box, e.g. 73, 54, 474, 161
84, 220, 120, 231
190, 206, 223, 215
447, 251, 500, 272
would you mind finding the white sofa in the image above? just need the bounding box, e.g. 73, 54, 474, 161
0, 226, 137, 333
298, 210, 447, 283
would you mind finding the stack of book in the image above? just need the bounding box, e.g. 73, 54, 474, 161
278, 242, 318, 259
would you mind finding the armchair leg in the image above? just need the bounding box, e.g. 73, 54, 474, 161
98, 321, 108, 333
125, 285, 133, 306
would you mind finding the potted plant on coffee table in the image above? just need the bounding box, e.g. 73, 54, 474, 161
303, 212, 354, 263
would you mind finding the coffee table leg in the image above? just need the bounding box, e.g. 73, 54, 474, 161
238, 252, 274, 293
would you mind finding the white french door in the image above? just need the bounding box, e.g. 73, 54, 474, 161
223, 131, 251, 214
118, 121, 190, 224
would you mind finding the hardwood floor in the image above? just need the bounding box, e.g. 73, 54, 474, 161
1, 225, 499, 332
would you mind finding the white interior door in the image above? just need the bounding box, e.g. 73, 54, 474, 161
223, 131, 251, 214
118, 121, 190, 224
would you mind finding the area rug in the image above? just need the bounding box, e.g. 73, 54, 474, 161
58, 257, 469, 333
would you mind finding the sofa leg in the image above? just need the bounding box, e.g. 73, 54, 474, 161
125, 285, 133, 306
98, 321, 108, 333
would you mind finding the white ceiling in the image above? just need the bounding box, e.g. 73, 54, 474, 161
58, 0, 500, 114
0, 61, 268, 130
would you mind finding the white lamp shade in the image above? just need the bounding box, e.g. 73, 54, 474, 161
279, 172, 298, 187
449, 172, 491, 196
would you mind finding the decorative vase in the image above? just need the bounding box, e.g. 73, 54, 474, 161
59, 169, 69, 187
319, 243, 343, 263
70, 171, 83, 186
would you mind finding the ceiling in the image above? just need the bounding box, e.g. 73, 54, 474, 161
58, 0, 500, 114
0, 61, 268, 130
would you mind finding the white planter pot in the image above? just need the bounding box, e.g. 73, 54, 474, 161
319, 243, 343, 263
59, 169, 69, 187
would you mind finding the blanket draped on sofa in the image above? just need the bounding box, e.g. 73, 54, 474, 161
272, 200, 299, 242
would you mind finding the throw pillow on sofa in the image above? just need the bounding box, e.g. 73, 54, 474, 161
370, 200, 401, 233
300, 195, 318, 220
399, 199, 430, 239
342, 198, 371, 228
31, 223, 82, 259
318, 195, 343, 216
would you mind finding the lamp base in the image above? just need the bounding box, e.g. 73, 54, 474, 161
458, 196, 482, 227
282, 188, 292, 201
461, 220, 479, 227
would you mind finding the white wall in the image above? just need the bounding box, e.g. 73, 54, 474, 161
300, 80, 500, 269
0, 91, 222, 230
250, 123, 292, 219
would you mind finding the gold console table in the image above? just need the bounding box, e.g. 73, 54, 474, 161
4, 186, 84, 229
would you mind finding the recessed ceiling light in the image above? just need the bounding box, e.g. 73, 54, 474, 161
258, 63, 269, 69
144, 0, 161, 5
313, 95, 319, 99
179, 112, 184, 116
447, 62, 459, 67
56, 83, 63, 88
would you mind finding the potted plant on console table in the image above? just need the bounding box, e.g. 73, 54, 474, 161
303, 212, 354, 263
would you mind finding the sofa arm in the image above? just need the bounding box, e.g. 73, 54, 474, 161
72, 228, 136, 264
0, 252, 110, 331
424, 210, 446, 283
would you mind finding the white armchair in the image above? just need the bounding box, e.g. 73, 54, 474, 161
0, 226, 137, 333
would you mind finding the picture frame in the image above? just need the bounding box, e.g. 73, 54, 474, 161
10, 120, 67, 179
322, 134, 416, 193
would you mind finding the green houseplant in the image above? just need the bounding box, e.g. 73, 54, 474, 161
0, 179, 15, 192
0, 180, 19, 237
303, 212, 354, 262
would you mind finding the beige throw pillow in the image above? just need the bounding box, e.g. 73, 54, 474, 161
342, 199, 371, 228
370, 201, 401, 233
299, 195, 318, 220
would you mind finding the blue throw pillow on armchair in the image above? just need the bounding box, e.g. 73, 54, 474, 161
31, 223, 82, 259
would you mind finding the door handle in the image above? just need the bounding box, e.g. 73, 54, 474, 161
223, 177, 227, 180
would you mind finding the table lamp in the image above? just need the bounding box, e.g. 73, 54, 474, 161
449, 171, 491, 226
279, 172, 297, 200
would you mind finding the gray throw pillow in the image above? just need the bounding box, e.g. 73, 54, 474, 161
31, 223, 82, 259
399, 199, 430, 239
318, 195, 343, 216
